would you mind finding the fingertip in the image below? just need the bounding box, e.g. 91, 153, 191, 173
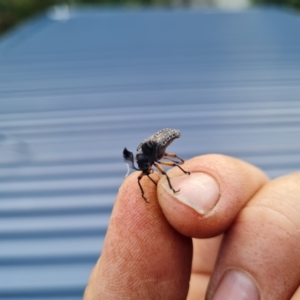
160, 172, 220, 214
157, 154, 268, 238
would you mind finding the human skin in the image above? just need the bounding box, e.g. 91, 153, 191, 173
84, 154, 300, 299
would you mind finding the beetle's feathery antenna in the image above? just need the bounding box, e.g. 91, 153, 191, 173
123, 148, 139, 171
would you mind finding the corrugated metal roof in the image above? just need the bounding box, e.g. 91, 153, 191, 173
1, 6, 300, 299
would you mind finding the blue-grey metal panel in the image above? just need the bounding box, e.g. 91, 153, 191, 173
1, 6, 300, 298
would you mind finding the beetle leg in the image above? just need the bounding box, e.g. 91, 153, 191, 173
163, 153, 184, 164
162, 156, 183, 164
158, 160, 190, 175
138, 172, 157, 202
147, 174, 158, 186
154, 163, 179, 193
137, 172, 149, 203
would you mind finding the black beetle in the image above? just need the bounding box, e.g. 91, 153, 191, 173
123, 128, 190, 202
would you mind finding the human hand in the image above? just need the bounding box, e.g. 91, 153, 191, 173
84, 154, 300, 299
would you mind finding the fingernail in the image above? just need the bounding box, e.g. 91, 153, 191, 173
162, 172, 220, 214
212, 270, 260, 300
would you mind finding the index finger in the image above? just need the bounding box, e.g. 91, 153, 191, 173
84, 171, 193, 300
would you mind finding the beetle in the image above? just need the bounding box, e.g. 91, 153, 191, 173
123, 128, 190, 202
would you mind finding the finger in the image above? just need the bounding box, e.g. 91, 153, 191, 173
291, 287, 300, 300
157, 154, 269, 238
187, 236, 223, 300
291, 286, 300, 300
84, 172, 192, 300
206, 172, 300, 300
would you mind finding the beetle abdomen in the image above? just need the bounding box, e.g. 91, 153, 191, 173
137, 128, 180, 152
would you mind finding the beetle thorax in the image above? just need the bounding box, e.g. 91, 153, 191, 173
136, 151, 153, 173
